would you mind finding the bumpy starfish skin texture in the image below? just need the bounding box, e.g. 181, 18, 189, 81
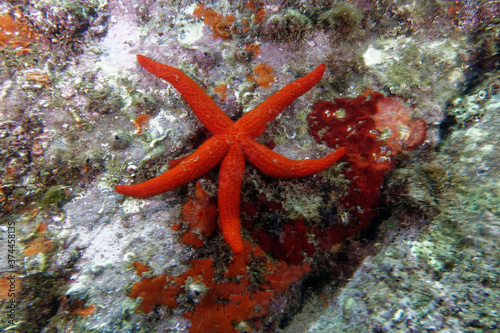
115, 55, 346, 253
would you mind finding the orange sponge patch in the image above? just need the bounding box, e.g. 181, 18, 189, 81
193, 3, 236, 41
0, 9, 39, 52
266, 261, 311, 292
129, 273, 178, 312
129, 244, 311, 332
179, 182, 218, 248
213, 83, 228, 101
247, 63, 275, 89
23, 223, 54, 256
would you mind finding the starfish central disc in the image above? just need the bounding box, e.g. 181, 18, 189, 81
115, 55, 345, 253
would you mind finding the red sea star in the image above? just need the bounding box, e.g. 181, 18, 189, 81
115, 55, 346, 253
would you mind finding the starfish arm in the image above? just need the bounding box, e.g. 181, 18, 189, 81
217, 144, 246, 253
232, 64, 326, 138
240, 136, 346, 178
137, 55, 234, 135
115, 136, 230, 198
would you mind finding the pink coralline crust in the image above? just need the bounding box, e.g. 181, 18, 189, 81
372, 96, 427, 151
